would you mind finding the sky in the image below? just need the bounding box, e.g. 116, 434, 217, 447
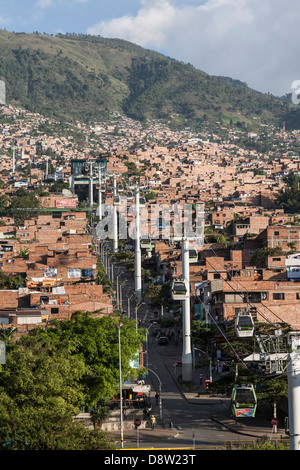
0, 0, 299, 98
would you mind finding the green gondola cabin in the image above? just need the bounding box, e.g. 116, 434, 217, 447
231, 383, 257, 418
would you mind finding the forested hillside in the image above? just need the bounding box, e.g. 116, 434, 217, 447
0, 30, 295, 128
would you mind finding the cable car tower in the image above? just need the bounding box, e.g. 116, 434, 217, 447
242, 330, 300, 449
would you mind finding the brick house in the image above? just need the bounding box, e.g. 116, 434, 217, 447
257, 224, 300, 251
0, 211, 113, 332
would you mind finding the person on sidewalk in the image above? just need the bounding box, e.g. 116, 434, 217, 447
150, 415, 156, 430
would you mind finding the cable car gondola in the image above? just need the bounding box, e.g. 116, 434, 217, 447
171, 279, 188, 301
141, 236, 152, 250
127, 191, 133, 201
235, 311, 255, 338
188, 249, 198, 263
231, 383, 257, 418
157, 216, 166, 230
113, 195, 120, 206
106, 186, 113, 196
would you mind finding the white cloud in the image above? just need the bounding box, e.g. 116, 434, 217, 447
87, 0, 176, 49
86, 0, 300, 96
35, 0, 54, 8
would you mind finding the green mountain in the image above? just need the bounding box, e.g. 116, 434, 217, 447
0, 30, 295, 129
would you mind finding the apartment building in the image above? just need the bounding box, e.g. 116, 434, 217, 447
257, 224, 300, 251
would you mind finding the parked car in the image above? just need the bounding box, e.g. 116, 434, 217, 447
158, 336, 168, 345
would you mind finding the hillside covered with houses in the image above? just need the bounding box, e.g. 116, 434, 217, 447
0, 103, 300, 333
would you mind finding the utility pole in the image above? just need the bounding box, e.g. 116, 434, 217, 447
134, 187, 142, 302
181, 239, 192, 382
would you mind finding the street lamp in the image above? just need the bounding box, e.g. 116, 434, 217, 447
118, 319, 124, 448
145, 322, 157, 368
135, 301, 145, 332
107, 255, 114, 280
119, 279, 128, 312
194, 347, 212, 382
147, 367, 162, 420
127, 292, 135, 319
116, 272, 123, 308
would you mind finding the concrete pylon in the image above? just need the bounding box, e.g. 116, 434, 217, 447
287, 349, 300, 450
181, 239, 192, 382
113, 203, 118, 253
89, 163, 93, 209
98, 168, 102, 219
134, 187, 142, 302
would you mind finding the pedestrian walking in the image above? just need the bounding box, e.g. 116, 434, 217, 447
150, 415, 156, 430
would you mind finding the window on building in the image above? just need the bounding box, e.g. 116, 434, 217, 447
213, 273, 221, 279
51, 308, 59, 314
243, 270, 252, 277
274, 231, 280, 236
225, 293, 244, 303
234, 307, 248, 315
296, 293, 300, 300
273, 293, 284, 300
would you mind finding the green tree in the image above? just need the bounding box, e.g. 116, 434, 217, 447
46, 312, 146, 403
0, 403, 114, 450
9, 189, 40, 225
0, 333, 116, 449
250, 247, 283, 267
0, 320, 133, 450
90, 398, 110, 429
0, 194, 9, 217
1, 334, 87, 412
144, 283, 162, 300
18, 248, 29, 258
191, 320, 216, 350
0, 272, 26, 289
276, 173, 300, 213
95, 260, 113, 293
